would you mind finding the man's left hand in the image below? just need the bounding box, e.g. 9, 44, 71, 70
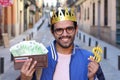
88, 58, 99, 80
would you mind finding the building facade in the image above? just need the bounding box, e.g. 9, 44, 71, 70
74, 0, 120, 46
0, 0, 24, 39
0, 0, 43, 45
0, 6, 2, 45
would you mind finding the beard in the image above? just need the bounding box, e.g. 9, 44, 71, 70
56, 35, 75, 48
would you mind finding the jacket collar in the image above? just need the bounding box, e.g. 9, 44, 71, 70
50, 40, 78, 61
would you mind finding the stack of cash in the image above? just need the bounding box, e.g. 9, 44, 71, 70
10, 40, 48, 57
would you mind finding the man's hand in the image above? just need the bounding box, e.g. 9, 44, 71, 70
88, 58, 99, 80
20, 58, 37, 80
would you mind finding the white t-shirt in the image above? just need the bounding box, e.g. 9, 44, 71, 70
53, 52, 71, 80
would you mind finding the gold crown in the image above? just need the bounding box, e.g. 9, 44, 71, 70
51, 7, 77, 24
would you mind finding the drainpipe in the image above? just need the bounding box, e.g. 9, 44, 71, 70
97, 0, 101, 39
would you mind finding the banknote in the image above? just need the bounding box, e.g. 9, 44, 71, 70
10, 40, 48, 69
10, 40, 48, 57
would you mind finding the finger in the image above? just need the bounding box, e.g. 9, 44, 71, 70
88, 64, 96, 75
21, 58, 30, 72
89, 62, 98, 69
88, 57, 95, 62
22, 60, 36, 78
88, 63, 94, 70
23, 58, 32, 71
29, 68, 36, 76
88, 62, 99, 73
88, 61, 98, 68
28, 60, 37, 75
20, 59, 31, 79
88, 66, 93, 72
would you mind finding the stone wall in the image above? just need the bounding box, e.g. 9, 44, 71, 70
90, 25, 115, 45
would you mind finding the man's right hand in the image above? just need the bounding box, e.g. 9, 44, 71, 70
20, 58, 37, 80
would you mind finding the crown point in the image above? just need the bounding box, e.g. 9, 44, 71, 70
51, 7, 77, 24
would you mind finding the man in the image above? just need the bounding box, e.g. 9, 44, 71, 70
20, 7, 104, 80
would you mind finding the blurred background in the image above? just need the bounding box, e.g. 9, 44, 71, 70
0, 0, 120, 80
0, 0, 120, 47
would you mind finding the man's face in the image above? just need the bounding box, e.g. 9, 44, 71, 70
52, 20, 77, 48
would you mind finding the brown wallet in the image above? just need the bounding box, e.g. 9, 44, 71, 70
13, 54, 48, 70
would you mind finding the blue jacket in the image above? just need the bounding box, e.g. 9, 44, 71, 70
30, 40, 105, 80
40, 40, 93, 80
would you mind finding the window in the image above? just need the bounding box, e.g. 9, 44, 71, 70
116, 0, 120, 24
84, 8, 86, 20
93, 3, 95, 25
87, 8, 89, 20
104, 0, 108, 25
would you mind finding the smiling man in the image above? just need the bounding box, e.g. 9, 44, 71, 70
20, 7, 105, 80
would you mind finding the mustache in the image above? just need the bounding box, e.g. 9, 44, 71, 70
58, 36, 71, 39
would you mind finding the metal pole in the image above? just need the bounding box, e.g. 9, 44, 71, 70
83, 35, 85, 43
118, 56, 120, 70
23, 38, 25, 41
95, 41, 98, 47
79, 33, 81, 40
77, 32, 78, 37
97, 0, 101, 39
88, 38, 91, 46
0, 57, 4, 74
104, 47, 107, 59
11, 53, 14, 61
